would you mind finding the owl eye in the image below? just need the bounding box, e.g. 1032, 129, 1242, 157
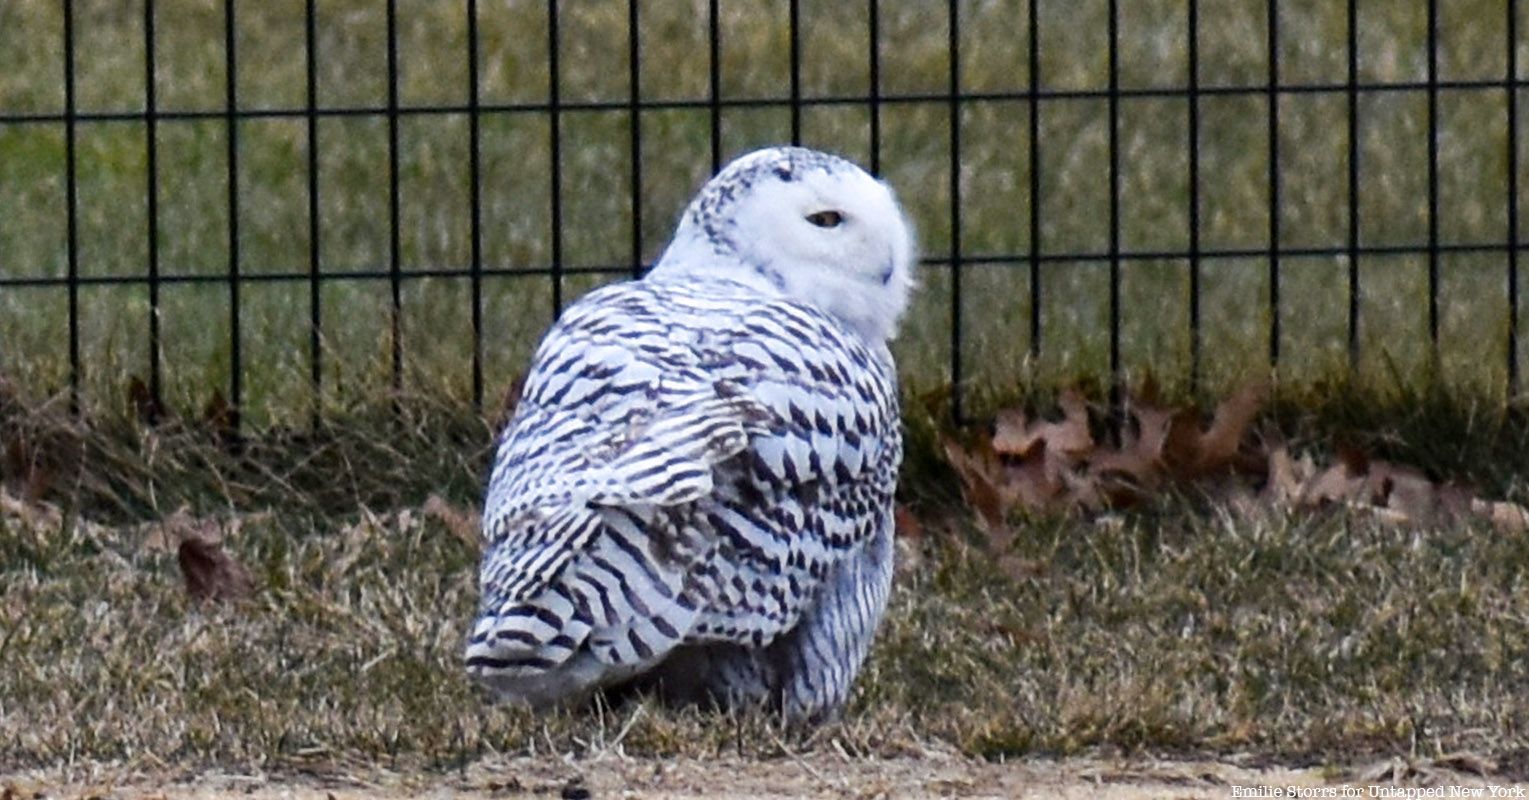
805, 210, 844, 228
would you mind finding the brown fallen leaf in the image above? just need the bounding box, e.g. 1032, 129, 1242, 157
893, 503, 922, 541
3, 435, 56, 504
1127, 400, 1180, 466
178, 535, 254, 602
943, 378, 1526, 543
1005, 450, 1067, 513
991, 388, 1093, 463
1436, 482, 1477, 519
1472, 499, 1529, 533
1088, 445, 1159, 506
1429, 751, 1495, 776
424, 493, 482, 551
942, 435, 1007, 528
1302, 460, 1367, 507
127, 374, 163, 425
142, 504, 206, 553
493, 373, 527, 434
202, 389, 235, 433
990, 407, 1037, 457
1193, 380, 1268, 473
0, 487, 64, 533
1366, 459, 1438, 520
1264, 446, 1316, 506
998, 556, 1047, 581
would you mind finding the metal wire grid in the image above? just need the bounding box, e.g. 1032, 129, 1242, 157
0, 0, 1525, 426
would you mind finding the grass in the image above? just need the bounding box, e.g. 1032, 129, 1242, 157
5, 441, 1529, 774
1, 1, 1528, 424
3, 379, 1529, 773
4, 0, 1529, 781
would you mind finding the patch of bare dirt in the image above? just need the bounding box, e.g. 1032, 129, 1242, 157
6, 755, 1526, 800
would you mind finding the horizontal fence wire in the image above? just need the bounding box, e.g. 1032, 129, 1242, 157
2, 0, 1525, 427
9, 244, 1529, 290
6, 80, 1529, 125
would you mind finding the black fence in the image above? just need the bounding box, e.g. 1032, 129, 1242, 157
0, 1, 1525, 426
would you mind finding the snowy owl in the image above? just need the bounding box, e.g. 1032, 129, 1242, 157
464, 146, 915, 720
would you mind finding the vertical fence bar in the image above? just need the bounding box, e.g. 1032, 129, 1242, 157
468, 0, 485, 409
1107, 0, 1121, 388
305, 0, 323, 420
788, 0, 802, 146
385, 0, 403, 392
947, 0, 962, 419
1027, 0, 1041, 360
224, 0, 243, 426
1426, 0, 1440, 354
867, 0, 880, 175
1266, 0, 1281, 369
144, 0, 162, 416
627, 0, 643, 278
63, 0, 80, 410
548, 0, 564, 313
1509, 0, 1521, 395
1187, 0, 1202, 391
707, 0, 721, 172
1347, 0, 1360, 369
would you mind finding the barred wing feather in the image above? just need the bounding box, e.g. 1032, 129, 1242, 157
466, 278, 900, 713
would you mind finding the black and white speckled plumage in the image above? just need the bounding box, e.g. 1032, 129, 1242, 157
465, 147, 913, 720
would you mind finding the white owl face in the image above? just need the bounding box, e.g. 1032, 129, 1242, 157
651, 147, 917, 342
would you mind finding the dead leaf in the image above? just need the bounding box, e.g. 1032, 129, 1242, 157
893, 503, 922, 541
1472, 499, 1529, 533
1048, 388, 1095, 460
999, 556, 1047, 581
203, 389, 233, 428
143, 504, 203, 553
1005, 450, 1067, 514
1303, 461, 1367, 507
127, 374, 163, 425
3, 436, 55, 504
942, 435, 1006, 528
991, 408, 1038, 457
1128, 402, 1179, 464
493, 373, 526, 434
991, 389, 1093, 463
1437, 483, 1477, 519
1430, 751, 1496, 776
1220, 483, 1267, 520
1194, 380, 1268, 472
1366, 460, 1438, 520
1360, 758, 1418, 784
1090, 429, 1164, 503
178, 535, 254, 602
944, 378, 1525, 544
1264, 446, 1315, 506
0, 487, 63, 533
424, 494, 482, 551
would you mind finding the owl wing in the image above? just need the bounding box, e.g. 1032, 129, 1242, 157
468, 279, 899, 683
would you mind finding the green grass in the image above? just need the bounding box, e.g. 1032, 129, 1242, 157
2, 1, 1528, 425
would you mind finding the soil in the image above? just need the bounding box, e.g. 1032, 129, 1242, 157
6, 754, 1525, 799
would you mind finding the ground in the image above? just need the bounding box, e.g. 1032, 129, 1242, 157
4, 389, 1529, 797
7, 754, 1529, 799
5, 2, 1529, 798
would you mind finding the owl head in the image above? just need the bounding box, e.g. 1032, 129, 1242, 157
650, 147, 918, 343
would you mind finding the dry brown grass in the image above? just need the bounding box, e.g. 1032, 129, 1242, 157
4, 385, 1529, 781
